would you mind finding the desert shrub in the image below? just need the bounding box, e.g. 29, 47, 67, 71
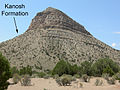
77, 66, 83, 77
71, 64, 79, 75
52, 60, 72, 76
102, 73, 109, 80
19, 65, 33, 76
61, 75, 72, 86
103, 66, 114, 76
20, 75, 31, 86
63, 74, 74, 81
52, 60, 81, 76
12, 73, 21, 84
92, 58, 120, 76
61, 77, 71, 86
56, 77, 62, 86
56, 74, 72, 86
43, 74, 51, 79
44, 89, 47, 90
107, 77, 116, 85
79, 83, 83, 88
11, 66, 19, 77
80, 61, 92, 76
45, 69, 53, 76
36, 72, 46, 78
113, 72, 120, 80
0, 52, 11, 90
94, 79, 103, 86
82, 74, 90, 82
74, 74, 80, 78
53, 74, 59, 79
72, 76, 76, 81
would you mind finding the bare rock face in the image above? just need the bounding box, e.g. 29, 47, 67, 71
28, 7, 91, 35
0, 7, 120, 71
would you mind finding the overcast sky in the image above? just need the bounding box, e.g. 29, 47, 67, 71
0, 0, 120, 50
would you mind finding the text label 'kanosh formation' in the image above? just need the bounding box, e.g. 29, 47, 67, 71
1, 4, 29, 16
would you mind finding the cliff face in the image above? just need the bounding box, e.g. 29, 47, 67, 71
0, 7, 120, 71
28, 7, 91, 35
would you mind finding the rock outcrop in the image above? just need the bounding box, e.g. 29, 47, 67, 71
28, 7, 91, 35
0, 7, 120, 71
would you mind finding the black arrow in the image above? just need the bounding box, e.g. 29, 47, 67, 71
13, 17, 18, 33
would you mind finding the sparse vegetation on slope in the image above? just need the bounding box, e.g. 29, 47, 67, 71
0, 7, 120, 73
19, 65, 33, 76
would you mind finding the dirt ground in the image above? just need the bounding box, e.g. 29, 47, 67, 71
8, 77, 120, 90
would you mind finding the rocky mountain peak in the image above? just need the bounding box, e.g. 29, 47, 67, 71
0, 7, 120, 71
28, 7, 91, 35
43, 7, 57, 12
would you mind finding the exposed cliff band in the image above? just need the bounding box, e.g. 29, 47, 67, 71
28, 7, 91, 35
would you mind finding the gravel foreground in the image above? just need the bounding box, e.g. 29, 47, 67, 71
8, 77, 120, 90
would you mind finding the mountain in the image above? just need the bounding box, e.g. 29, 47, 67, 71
0, 7, 120, 71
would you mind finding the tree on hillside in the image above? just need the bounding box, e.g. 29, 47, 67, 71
92, 58, 120, 76
80, 61, 92, 76
52, 60, 72, 76
0, 52, 11, 90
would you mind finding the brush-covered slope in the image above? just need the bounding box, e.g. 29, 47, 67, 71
0, 7, 120, 71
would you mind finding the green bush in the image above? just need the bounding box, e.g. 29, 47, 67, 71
52, 58, 120, 78
0, 52, 11, 90
92, 58, 120, 76
113, 72, 120, 80
52, 60, 72, 76
19, 65, 32, 76
71, 64, 79, 75
103, 66, 114, 76
11, 66, 19, 77
80, 61, 92, 76
36, 72, 46, 78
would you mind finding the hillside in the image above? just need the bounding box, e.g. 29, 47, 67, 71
0, 7, 120, 71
